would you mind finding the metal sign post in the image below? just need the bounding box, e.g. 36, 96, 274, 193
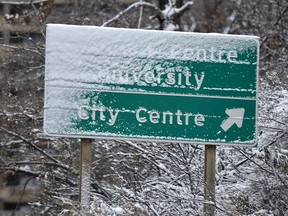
204, 145, 216, 216
79, 139, 92, 212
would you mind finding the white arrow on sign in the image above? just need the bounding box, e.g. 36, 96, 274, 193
221, 108, 245, 132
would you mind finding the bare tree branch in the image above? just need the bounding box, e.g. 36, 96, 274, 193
0, 127, 71, 171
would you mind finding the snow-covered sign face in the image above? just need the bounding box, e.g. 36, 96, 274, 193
44, 24, 259, 146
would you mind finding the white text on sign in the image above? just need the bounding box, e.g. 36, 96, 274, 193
78, 104, 205, 127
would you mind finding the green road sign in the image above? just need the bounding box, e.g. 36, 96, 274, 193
44, 24, 259, 146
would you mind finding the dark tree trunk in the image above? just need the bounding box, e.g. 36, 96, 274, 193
204, 0, 216, 32
158, 0, 184, 30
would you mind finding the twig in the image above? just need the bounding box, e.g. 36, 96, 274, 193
11, 176, 36, 216
234, 147, 274, 175
259, 116, 287, 126
137, 0, 144, 29
271, 166, 288, 189
175, 1, 194, 16
189, 16, 197, 32
223, 0, 242, 34
1, 44, 44, 59
235, 132, 286, 167
261, 6, 288, 48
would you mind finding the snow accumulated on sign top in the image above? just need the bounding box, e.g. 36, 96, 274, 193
44, 24, 259, 146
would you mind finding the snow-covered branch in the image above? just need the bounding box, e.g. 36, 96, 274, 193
7, 161, 74, 170
4, 166, 41, 177
175, 1, 194, 16
102, 1, 194, 31
1, 43, 45, 59
102, 2, 163, 27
